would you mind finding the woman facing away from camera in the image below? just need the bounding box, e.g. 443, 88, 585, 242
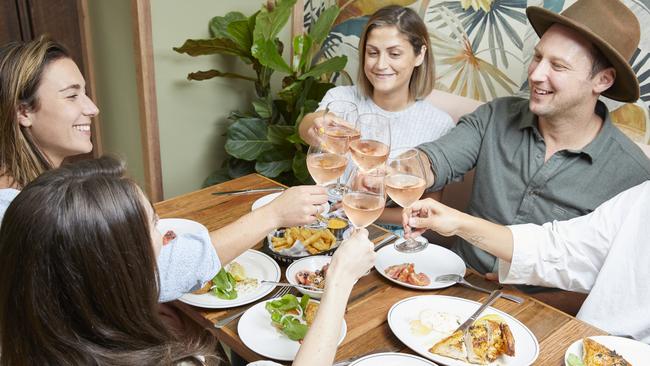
0, 156, 376, 366
0, 36, 331, 304
298, 5, 454, 226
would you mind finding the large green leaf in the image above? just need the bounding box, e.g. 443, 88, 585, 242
209, 12, 246, 39
255, 147, 294, 177
228, 158, 256, 178
173, 38, 246, 58
227, 19, 254, 54
187, 69, 256, 82
292, 150, 310, 182
252, 39, 291, 73
308, 5, 339, 46
278, 80, 303, 105
253, 0, 297, 43
267, 125, 295, 144
292, 34, 313, 73
298, 56, 347, 80
252, 97, 273, 119
225, 118, 274, 160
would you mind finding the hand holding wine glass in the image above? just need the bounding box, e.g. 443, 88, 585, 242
385, 148, 428, 252
342, 168, 386, 231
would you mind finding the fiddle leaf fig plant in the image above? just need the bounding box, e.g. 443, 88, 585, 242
174, 0, 345, 186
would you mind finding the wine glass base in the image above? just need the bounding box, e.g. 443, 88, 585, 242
394, 237, 429, 253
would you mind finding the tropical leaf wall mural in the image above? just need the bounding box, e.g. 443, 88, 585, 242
299, 0, 650, 144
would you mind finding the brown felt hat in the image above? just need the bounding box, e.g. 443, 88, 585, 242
526, 0, 640, 102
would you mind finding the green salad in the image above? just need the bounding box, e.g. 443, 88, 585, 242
210, 262, 258, 300
566, 354, 584, 366
265, 294, 315, 341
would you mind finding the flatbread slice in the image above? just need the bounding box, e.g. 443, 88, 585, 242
429, 330, 467, 362
583, 337, 632, 366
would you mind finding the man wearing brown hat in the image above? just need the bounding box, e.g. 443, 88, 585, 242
416, 0, 650, 309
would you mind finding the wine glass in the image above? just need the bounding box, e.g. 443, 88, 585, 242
342, 167, 386, 231
349, 113, 391, 172
306, 144, 348, 187
321, 101, 359, 200
385, 148, 428, 252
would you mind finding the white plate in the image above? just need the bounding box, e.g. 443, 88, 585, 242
349, 352, 438, 366
238, 297, 347, 361
375, 242, 466, 290
285, 256, 331, 299
564, 336, 650, 365
177, 249, 280, 309
251, 192, 330, 213
388, 295, 539, 366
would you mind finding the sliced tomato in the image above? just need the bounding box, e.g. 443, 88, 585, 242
408, 272, 431, 286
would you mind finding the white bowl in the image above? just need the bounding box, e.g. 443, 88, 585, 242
285, 255, 331, 299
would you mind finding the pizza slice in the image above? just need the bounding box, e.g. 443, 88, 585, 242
583, 338, 632, 366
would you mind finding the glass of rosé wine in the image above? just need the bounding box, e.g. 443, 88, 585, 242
386, 148, 428, 252
307, 144, 348, 189
349, 113, 391, 172
319, 101, 359, 200
342, 167, 386, 231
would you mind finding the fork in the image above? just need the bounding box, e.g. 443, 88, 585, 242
214, 286, 291, 328
436, 273, 524, 304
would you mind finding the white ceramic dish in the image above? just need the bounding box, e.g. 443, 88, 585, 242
238, 297, 346, 361
349, 352, 438, 366
285, 256, 331, 299
177, 249, 280, 309
564, 335, 650, 365
387, 295, 539, 366
374, 242, 466, 290
251, 192, 330, 213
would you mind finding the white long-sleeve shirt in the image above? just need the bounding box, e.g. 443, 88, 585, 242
499, 181, 650, 344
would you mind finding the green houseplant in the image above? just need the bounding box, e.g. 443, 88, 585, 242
174, 0, 346, 186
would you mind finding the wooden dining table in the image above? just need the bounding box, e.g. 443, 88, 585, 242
155, 173, 607, 366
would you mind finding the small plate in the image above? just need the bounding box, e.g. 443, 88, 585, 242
388, 295, 539, 365
251, 192, 330, 213
374, 242, 466, 290
285, 256, 331, 299
349, 352, 438, 366
564, 336, 650, 365
238, 297, 347, 361
177, 249, 280, 309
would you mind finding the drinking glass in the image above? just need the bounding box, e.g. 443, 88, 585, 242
321, 101, 359, 200
342, 167, 386, 231
349, 113, 391, 172
386, 148, 428, 252
306, 144, 348, 187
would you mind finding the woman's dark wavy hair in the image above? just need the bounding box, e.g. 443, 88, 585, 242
0, 156, 216, 366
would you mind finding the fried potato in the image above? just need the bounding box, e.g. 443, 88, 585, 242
271, 226, 337, 253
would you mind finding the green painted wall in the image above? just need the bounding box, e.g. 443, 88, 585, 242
152, 0, 292, 198
88, 1, 291, 199
86, 0, 146, 189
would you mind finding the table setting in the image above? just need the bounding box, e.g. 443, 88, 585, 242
155, 105, 617, 366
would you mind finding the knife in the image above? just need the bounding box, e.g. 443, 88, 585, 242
211, 187, 285, 196
373, 234, 399, 252
454, 290, 502, 333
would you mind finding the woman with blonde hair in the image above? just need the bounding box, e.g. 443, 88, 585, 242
299, 5, 454, 226
0, 35, 99, 217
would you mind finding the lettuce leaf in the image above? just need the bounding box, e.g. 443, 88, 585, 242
567, 354, 585, 366
212, 268, 238, 300
265, 294, 312, 340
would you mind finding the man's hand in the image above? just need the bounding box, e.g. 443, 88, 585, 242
402, 198, 463, 238
263, 185, 329, 228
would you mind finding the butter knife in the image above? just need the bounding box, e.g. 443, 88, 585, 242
455, 290, 502, 333
211, 187, 284, 196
